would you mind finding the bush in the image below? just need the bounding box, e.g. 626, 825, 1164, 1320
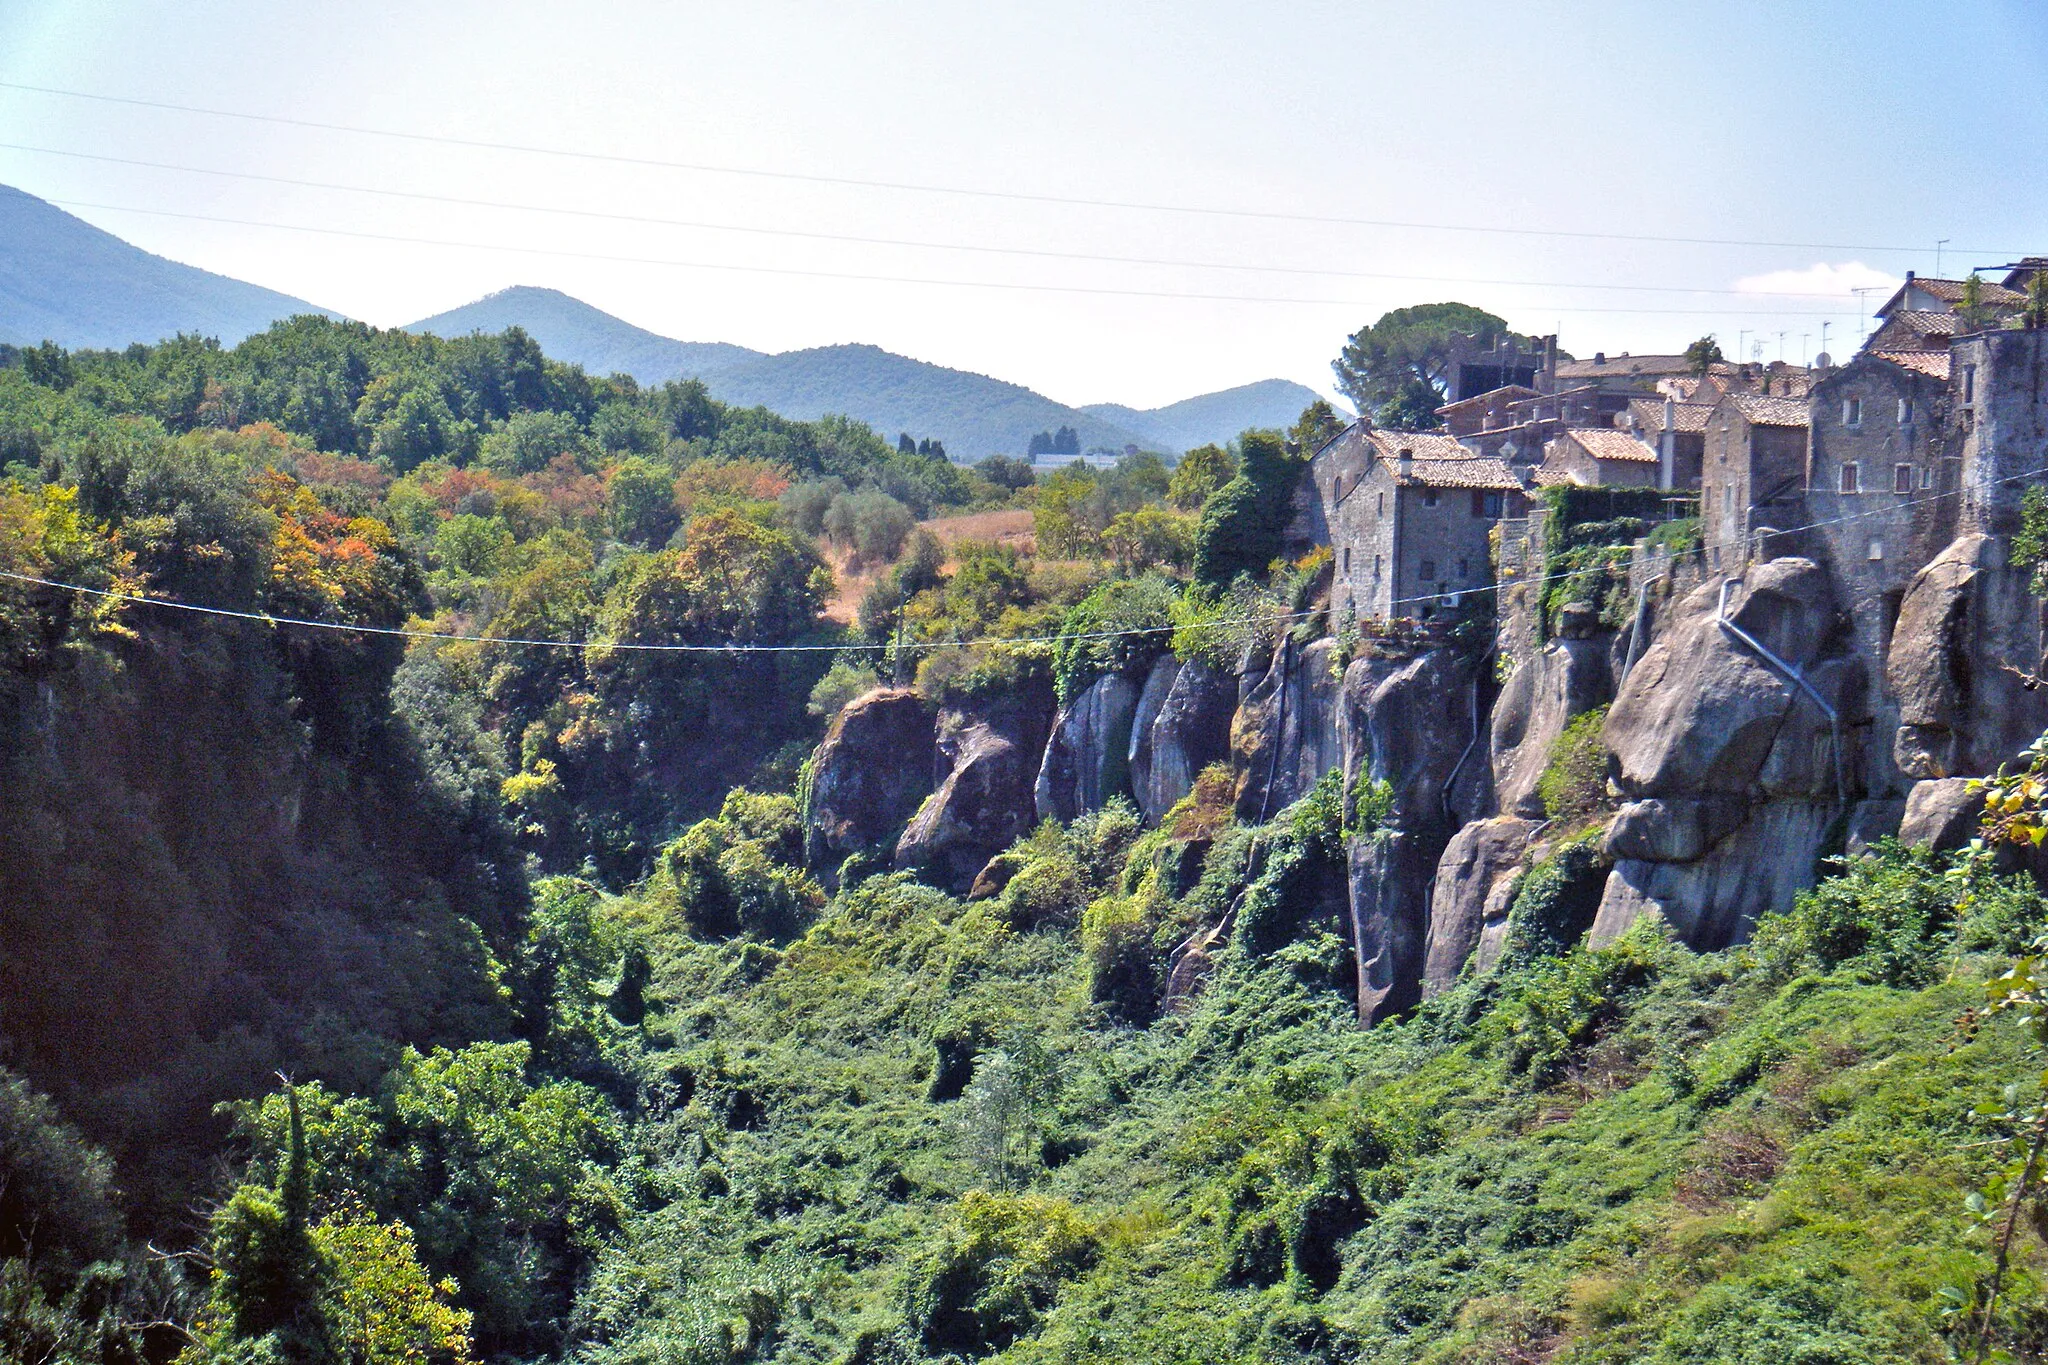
1190, 431, 1300, 589
1051, 574, 1177, 704
1537, 705, 1611, 823
808, 658, 883, 718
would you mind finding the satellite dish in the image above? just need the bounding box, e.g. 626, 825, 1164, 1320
1815, 353, 1833, 369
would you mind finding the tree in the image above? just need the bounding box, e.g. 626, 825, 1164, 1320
1167, 444, 1237, 510
1684, 335, 1725, 376
1288, 398, 1346, 455
1331, 302, 1518, 418
1190, 431, 1301, 588
898, 432, 918, 454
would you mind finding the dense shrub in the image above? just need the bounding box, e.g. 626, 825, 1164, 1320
1537, 705, 1612, 822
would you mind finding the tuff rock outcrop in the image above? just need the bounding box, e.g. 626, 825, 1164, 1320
893, 679, 1056, 893
1890, 534, 2048, 781
1035, 672, 1143, 823
1490, 603, 1614, 818
804, 688, 936, 883
1589, 558, 1859, 950
1421, 815, 1537, 995
1132, 657, 1233, 823
1233, 637, 1347, 821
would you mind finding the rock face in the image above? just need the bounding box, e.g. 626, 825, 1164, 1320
894, 677, 1056, 893
1035, 672, 1143, 823
1133, 658, 1233, 823
1890, 534, 2048, 780
1336, 645, 1486, 1022
1491, 615, 1615, 819
1421, 815, 1536, 995
1233, 638, 1347, 821
804, 688, 936, 881
1589, 559, 1859, 949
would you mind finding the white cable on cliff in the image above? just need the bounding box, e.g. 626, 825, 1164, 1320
1714, 576, 1848, 804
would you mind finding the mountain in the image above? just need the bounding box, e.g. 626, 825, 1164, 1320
699, 343, 1150, 460
1083, 377, 1337, 452
404, 285, 761, 383
0, 184, 335, 349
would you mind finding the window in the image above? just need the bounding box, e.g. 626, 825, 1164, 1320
1377, 492, 1385, 515
1839, 462, 1861, 494
1723, 485, 1734, 513
1868, 541, 1885, 562
1456, 557, 1469, 580
1470, 490, 1487, 517
1843, 397, 1863, 426
1419, 558, 1437, 581
1422, 489, 1440, 507
1920, 465, 1935, 490
1894, 463, 1913, 494
1341, 547, 1351, 576
1964, 364, 1977, 403
1898, 397, 1913, 424
1373, 554, 1382, 577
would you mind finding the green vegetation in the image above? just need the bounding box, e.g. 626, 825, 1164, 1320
1538, 705, 1613, 824
1330, 303, 1530, 429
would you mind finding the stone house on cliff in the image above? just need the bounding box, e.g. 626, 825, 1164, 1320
1700, 392, 1811, 570
1299, 424, 1526, 621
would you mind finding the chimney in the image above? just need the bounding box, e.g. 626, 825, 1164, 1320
1659, 396, 1677, 493
1397, 447, 1414, 480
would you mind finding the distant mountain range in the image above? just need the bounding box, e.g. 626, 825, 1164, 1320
405, 286, 761, 384
0, 185, 1337, 457
0, 184, 336, 349
401, 292, 1334, 458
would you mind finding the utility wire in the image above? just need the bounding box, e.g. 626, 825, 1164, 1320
0, 564, 1310, 653
0, 142, 1876, 300
0, 79, 2013, 257
45, 199, 1860, 317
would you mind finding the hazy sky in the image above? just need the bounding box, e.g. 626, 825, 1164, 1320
3, 0, 2045, 408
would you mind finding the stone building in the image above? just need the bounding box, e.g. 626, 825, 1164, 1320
1700, 392, 1811, 569
1301, 425, 1525, 621
1539, 426, 1662, 488
1624, 397, 1711, 488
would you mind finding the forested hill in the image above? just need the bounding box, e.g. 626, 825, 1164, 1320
405, 285, 763, 385
0, 184, 336, 348
1083, 377, 1338, 453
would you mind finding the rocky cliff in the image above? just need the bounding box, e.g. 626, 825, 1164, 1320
803, 512, 2048, 1025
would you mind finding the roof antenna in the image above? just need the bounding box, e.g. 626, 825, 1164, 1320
1937, 238, 1950, 277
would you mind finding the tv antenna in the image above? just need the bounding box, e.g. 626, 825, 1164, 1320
1937, 238, 1951, 276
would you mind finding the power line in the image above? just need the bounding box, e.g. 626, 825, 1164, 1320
46, 198, 1861, 317
0, 79, 2015, 257
0, 564, 1308, 653
0, 142, 1878, 301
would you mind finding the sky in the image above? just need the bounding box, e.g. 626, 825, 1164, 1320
2, 0, 2045, 410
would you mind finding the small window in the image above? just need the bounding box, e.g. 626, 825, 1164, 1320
1723, 485, 1734, 513
1894, 463, 1913, 494
1843, 397, 1863, 426
1840, 462, 1861, 494
1422, 489, 1440, 508
1373, 554, 1382, 577
1868, 541, 1885, 562
1456, 557, 1469, 580
1470, 490, 1487, 517
1897, 397, 1912, 424
1341, 547, 1351, 576
1377, 492, 1385, 515
1964, 364, 1977, 403
1419, 558, 1437, 581
1920, 465, 1935, 490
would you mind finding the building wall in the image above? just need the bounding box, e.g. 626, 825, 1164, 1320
1701, 411, 1752, 569
1804, 358, 1955, 796
1958, 329, 2048, 538
1311, 433, 1401, 620
1392, 484, 1505, 615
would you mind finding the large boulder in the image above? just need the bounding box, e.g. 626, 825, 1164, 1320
1421, 816, 1536, 995
1890, 534, 2048, 780
895, 716, 1041, 892
1134, 658, 1234, 823
1035, 672, 1144, 823
1898, 777, 1986, 852
1490, 633, 1614, 818
804, 688, 936, 881
1605, 559, 1837, 801
1590, 559, 1860, 950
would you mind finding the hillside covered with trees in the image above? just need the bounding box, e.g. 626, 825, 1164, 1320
2, 313, 2047, 1365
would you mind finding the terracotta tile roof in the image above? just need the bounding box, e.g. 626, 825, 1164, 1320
1361, 429, 1524, 490
1882, 310, 1964, 338
1871, 349, 1953, 379
1729, 393, 1810, 428
1531, 465, 1580, 486
1628, 398, 1713, 433
1880, 276, 2028, 313
1564, 427, 1660, 463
